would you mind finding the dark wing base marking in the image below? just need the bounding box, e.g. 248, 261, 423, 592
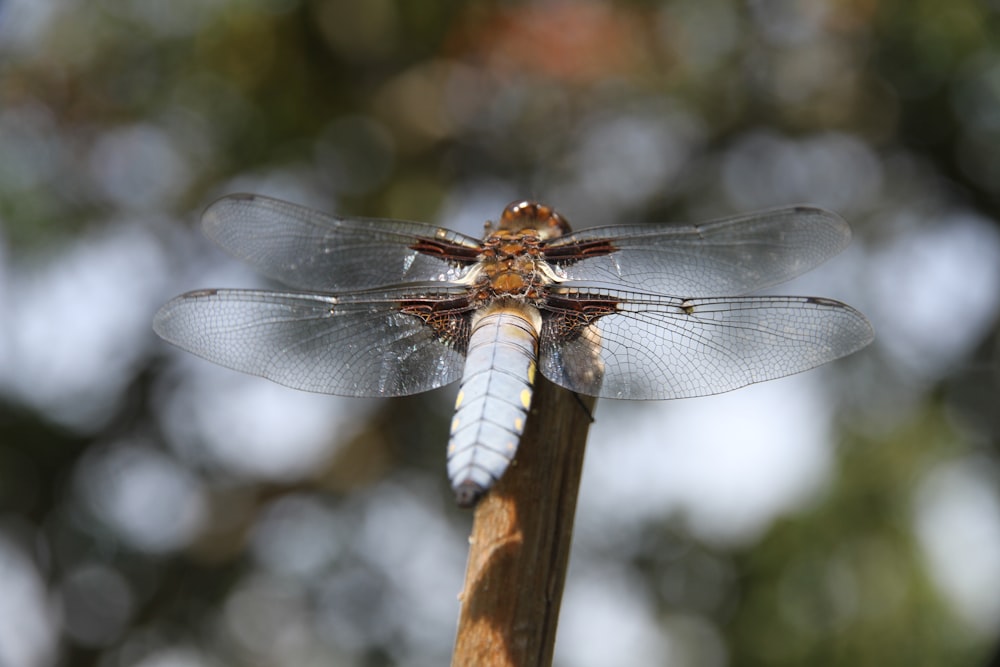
409, 236, 483, 263
399, 294, 476, 351
542, 237, 617, 263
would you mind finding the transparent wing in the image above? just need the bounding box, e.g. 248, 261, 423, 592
202, 194, 484, 291
539, 288, 874, 400
153, 285, 470, 396
546, 206, 852, 296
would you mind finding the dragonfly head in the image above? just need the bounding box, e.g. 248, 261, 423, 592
497, 200, 572, 240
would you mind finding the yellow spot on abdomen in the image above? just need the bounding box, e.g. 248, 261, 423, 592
514, 417, 524, 432
454, 390, 465, 409
520, 388, 532, 409
527, 361, 536, 384
451, 417, 460, 433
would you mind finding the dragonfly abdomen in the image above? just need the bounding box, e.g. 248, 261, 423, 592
446, 304, 541, 507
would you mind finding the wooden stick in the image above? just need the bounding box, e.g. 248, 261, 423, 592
451, 375, 596, 667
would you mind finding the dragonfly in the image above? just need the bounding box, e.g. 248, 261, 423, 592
154, 195, 873, 506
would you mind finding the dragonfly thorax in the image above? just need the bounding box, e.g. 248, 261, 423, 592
472, 230, 559, 301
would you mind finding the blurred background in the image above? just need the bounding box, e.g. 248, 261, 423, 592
1, 0, 1000, 665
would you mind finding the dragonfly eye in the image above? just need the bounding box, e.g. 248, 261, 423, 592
499, 200, 572, 239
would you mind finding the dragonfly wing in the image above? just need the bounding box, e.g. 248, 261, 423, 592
545, 206, 852, 296
153, 285, 470, 396
202, 194, 484, 291
539, 288, 874, 400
